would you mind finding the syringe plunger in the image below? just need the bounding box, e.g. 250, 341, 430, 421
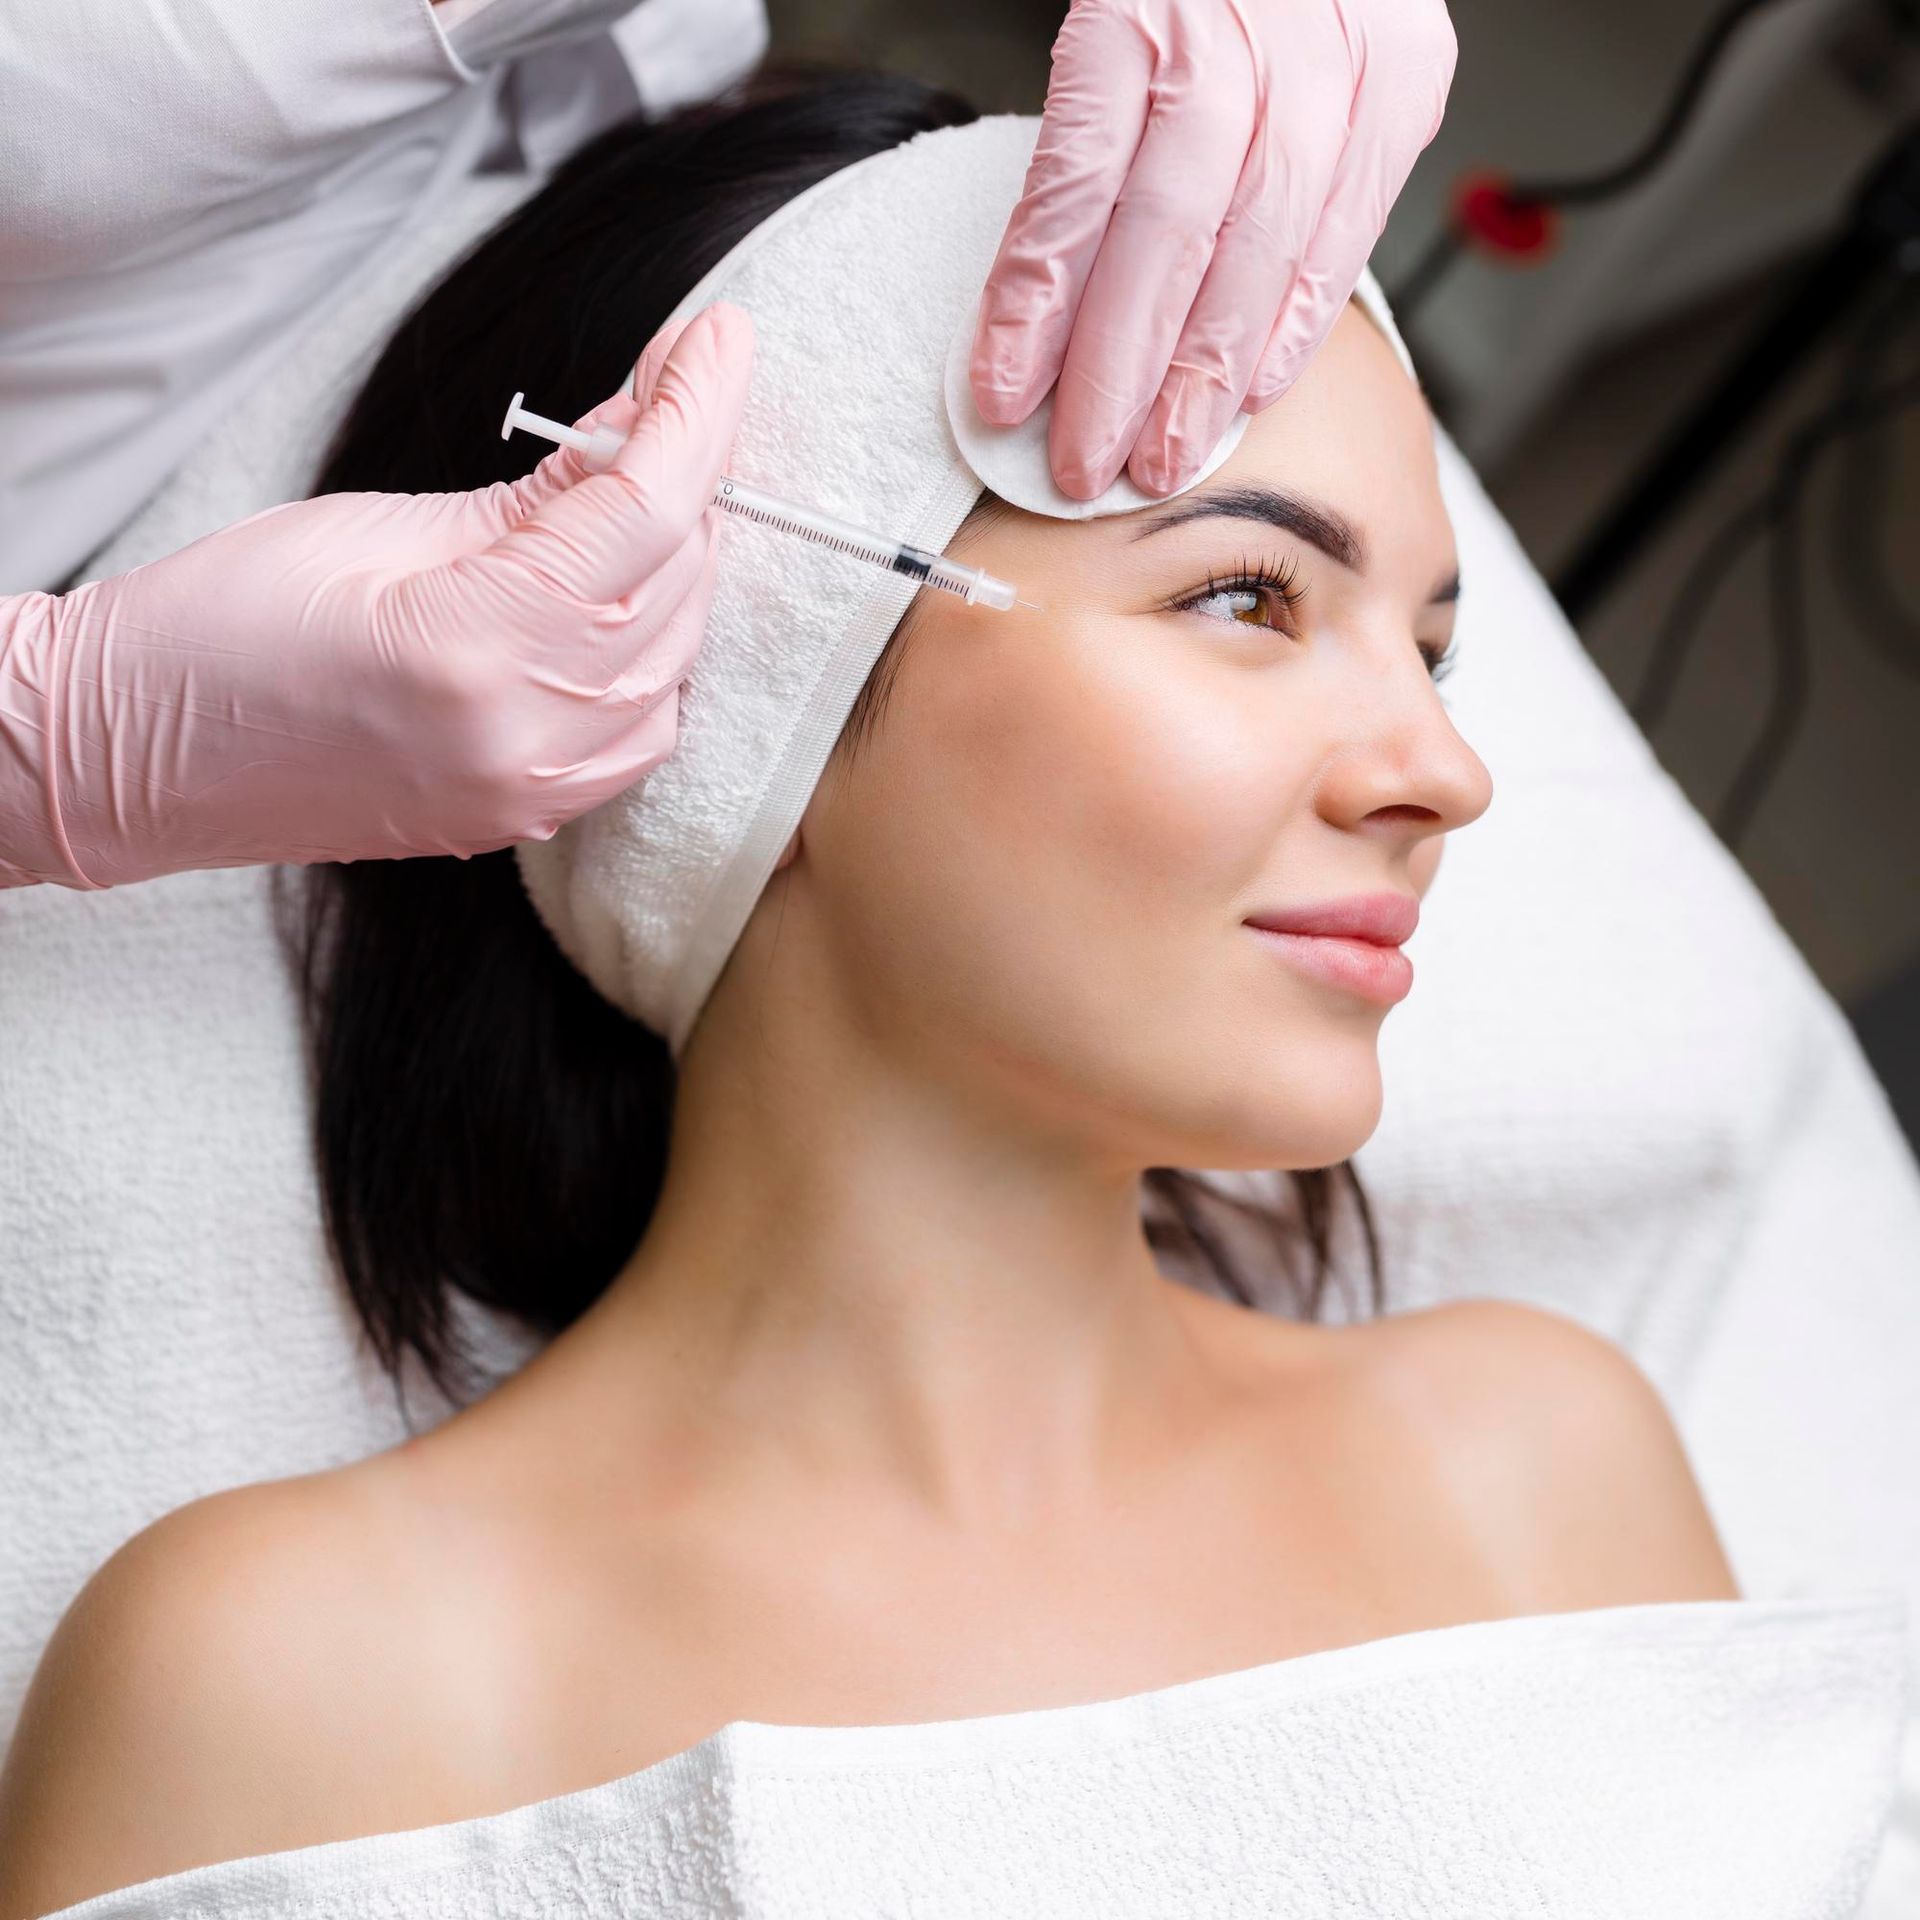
500, 392, 626, 470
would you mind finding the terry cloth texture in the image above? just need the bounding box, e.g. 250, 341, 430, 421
36, 1594, 1911, 1919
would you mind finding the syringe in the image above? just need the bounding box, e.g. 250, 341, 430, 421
501, 392, 1035, 613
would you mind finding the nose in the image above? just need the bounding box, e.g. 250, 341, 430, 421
1315, 665, 1494, 848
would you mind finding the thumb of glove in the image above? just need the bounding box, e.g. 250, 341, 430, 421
490, 305, 707, 526
484, 301, 755, 609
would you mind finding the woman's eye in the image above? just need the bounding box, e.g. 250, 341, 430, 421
1175, 564, 1305, 634
1192, 586, 1280, 627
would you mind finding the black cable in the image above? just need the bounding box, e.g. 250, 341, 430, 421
1390, 0, 1792, 322
1704, 289, 1919, 845
1509, 0, 1785, 206
1389, 223, 1463, 325
1629, 498, 1770, 734
1717, 436, 1811, 848
1828, 275, 1920, 678
1716, 367, 1920, 846
1633, 281, 1913, 731
1631, 329, 1920, 850
1731, 321, 1920, 843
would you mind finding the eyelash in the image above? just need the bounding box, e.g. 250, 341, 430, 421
1169, 553, 1458, 685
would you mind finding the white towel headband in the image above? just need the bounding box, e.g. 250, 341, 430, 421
516, 112, 1416, 1057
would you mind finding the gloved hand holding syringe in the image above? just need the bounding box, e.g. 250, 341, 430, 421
499, 390, 1036, 614
0, 301, 1030, 892
1, 304, 762, 887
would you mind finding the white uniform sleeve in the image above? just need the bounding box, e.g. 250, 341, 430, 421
0, 0, 769, 593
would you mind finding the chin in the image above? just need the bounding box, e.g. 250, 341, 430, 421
1151, 1053, 1386, 1173
1306, 1051, 1387, 1156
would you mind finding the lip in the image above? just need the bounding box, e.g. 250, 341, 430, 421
1243, 893, 1419, 944
1243, 892, 1418, 1006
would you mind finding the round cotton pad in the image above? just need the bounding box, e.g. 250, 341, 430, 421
942, 310, 1253, 520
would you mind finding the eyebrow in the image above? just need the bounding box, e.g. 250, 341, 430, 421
1129, 482, 1461, 604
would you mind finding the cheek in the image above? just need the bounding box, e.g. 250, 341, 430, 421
935, 621, 1304, 914
813, 622, 1375, 1165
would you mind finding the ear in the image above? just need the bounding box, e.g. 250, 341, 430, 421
773, 825, 801, 872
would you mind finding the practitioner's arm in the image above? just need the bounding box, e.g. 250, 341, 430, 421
972, 0, 1457, 500
0, 304, 751, 891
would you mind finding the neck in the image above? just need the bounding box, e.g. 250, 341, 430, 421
587, 1002, 1238, 1536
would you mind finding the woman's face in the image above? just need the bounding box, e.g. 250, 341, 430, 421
745, 301, 1492, 1172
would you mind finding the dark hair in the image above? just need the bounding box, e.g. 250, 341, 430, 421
280, 62, 1383, 1415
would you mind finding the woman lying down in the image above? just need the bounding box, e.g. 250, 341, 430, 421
0, 65, 1905, 1920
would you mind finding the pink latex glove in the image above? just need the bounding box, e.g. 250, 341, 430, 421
970, 0, 1456, 500
0, 303, 753, 890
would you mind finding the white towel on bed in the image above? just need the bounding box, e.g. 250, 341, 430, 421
5, 144, 1920, 1918
34, 1594, 1912, 1919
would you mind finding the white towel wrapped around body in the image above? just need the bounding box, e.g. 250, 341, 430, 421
34, 1594, 1912, 1919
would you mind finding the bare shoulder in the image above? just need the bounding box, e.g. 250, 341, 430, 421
1356, 1299, 1742, 1611
0, 1459, 497, 1919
